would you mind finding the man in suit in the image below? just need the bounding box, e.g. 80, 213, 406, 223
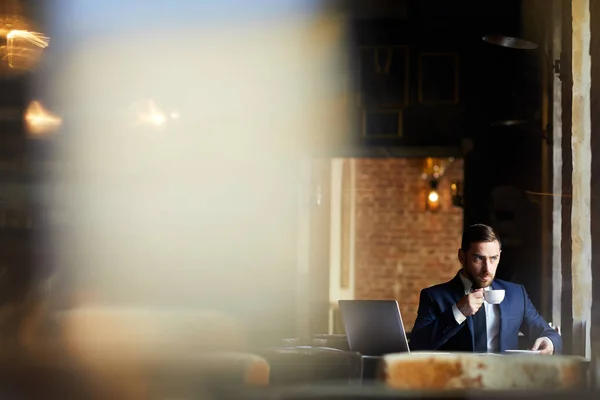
410, 224, 561, 354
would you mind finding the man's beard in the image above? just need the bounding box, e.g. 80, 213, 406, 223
462, 268, 494, 289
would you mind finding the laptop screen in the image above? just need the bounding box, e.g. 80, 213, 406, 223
339, 300, 410, 356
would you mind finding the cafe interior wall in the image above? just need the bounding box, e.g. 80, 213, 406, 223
328, 157, 464, 333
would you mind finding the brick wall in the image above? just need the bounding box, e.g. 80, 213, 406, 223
354, 158, 464, 331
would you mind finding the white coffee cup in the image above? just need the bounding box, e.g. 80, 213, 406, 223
484, 289, 505, 304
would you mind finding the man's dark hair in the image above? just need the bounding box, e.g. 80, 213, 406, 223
460, 224, 501, 252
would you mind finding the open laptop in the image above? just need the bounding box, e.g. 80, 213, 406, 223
338, 300, 410, 356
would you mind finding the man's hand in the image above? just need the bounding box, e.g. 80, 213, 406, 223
532, 337, 554, 354
456, 288, 484, 317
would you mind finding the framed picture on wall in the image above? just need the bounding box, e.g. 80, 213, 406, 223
362, 109, 403, 139
418, 53, 459, 105
358, 45, 409, 108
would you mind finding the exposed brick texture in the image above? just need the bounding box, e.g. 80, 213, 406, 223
354, 158, 464, 331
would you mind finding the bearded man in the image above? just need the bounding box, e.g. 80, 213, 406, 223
410, 224, 561, 354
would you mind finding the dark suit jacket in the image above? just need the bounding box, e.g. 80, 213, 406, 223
410, 273, 562, 353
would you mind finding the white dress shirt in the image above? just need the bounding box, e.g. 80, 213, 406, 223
451, 273, 500, 353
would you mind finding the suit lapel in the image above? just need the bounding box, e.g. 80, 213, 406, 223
492, 280, 507, 352
450, 272, 474, 350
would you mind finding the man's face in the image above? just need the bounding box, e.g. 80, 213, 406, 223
458, 240, 501, 288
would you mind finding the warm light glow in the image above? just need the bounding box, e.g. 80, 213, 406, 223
6, 29, 49, 68
0, 12, 49, 74
152, 114, 166, 126
428, 190, 439, 203
426, 178, 441, 211
421, 157, 454, 181
133, 99, 179, 127
24, 100, 62, 137
6, 29, 49, 46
